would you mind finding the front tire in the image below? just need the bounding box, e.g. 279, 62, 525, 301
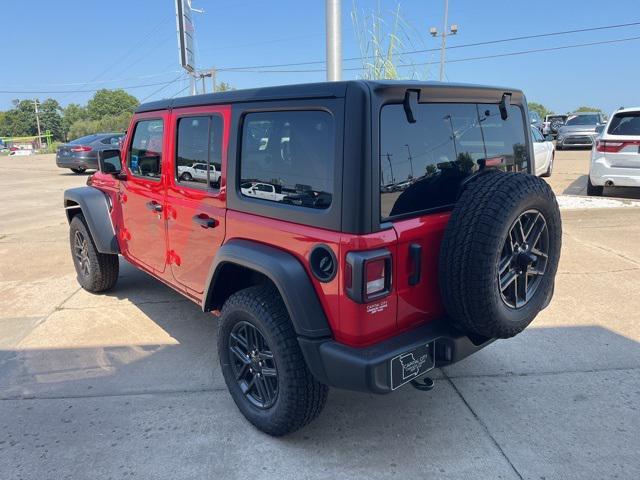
71, 167, 86, 174
181, 172, 193, 181
218, 285, 328, 436
69, 214, 119, 292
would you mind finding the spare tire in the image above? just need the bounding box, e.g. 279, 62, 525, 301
438, 171, 561, 339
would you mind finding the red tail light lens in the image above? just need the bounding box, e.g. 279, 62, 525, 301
70, 145, 92, 152
596, 140, 640, 153
345, 249, 392, 303
365, 259, 386, 295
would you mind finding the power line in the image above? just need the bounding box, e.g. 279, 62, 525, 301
216, 20, 640, 71
0, 77, 186, 95
213, 34, 640, 73
140, 74, 187, 102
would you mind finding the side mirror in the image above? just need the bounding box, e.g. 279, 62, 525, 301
98, 149, 125, 179
595, 125, 605, 134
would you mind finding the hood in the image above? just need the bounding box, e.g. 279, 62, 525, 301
558, 124, 598, 135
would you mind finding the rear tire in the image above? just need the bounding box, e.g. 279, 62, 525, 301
181, 172, 193, 181
218, 285, 328, 436
439, 171, 562, 339
69, 214, 119, 292
71, 168, 86, 174
587, 177, 604, 196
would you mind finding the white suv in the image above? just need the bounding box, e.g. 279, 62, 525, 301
588, 107, 640, 196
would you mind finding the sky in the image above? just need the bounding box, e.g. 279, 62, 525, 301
1, 0, 639, 115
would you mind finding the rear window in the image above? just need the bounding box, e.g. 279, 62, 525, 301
69, 134, 99, 145
240, 110, 334, 210
380, 103, 528, 220
607, 112, 640, 136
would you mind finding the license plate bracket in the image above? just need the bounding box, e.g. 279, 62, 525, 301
390, 342, 435, 390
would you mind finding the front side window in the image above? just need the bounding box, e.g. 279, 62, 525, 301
380, 102, 527, 220
176, 115, 223, 190
607, 112, 640, 136
240, 111, 334, 209
128, 119, 164, 180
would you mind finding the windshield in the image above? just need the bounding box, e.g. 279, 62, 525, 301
380, 102, 528, 220
565, 114, 599, 126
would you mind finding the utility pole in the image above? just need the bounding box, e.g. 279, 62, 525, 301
404, 144, 414, 178
325, 0, 342, 81
429, 0, 458, 81
385, 153, 395, 183
33, 100, 42, 150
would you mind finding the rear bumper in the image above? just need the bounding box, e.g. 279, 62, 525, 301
299, 317, 494, 394
56, 154, 98, 169
590, 155, 640, 187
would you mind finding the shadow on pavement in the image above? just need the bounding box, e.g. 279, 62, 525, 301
563, 174, 640, 199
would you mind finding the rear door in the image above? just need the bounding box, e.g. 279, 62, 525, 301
380, 101, 529, 331
165, 105, 230, 295
119, 113, 169, 273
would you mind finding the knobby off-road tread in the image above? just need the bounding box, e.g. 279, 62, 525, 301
218, 285, 328, 436
69, 214, 119, 292
439, 171, 561, 338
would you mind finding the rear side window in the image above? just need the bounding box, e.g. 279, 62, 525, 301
240, 111, 334, 209
380, 103, 527, 220
175, 115, 223, 190
608, 112, 640, 136
128, 119, 164, 180
69, 134, 99, 145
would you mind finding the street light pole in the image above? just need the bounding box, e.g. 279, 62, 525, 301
33, 100, 42, 150
430, 0, 458, 82
326, 0, 342, 81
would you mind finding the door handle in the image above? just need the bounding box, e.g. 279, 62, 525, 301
192, 214, 217, 229
145, 201, 163, 213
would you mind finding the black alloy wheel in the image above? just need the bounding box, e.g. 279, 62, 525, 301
229, 321, 278, 409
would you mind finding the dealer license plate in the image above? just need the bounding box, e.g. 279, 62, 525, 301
390, 342, 435, 390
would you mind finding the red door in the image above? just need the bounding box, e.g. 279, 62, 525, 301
119, 113, 170, 274
165, 105, 230, 295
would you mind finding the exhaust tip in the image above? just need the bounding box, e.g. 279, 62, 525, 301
605, 180, 614, 187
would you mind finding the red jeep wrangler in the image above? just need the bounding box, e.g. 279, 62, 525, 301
64, 81, 561, 436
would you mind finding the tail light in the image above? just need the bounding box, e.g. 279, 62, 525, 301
70, 145, 92, 152
345, 249, 392, 303
596, 140, 640, 153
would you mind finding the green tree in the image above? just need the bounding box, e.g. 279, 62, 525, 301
528, 102, 552, 119
68, 111, 132, 139
39, 98, 64, 140
62, 103, 89, 139
574, 106, 602, 113
0, 99, 37, 137
86, 89, 139, 120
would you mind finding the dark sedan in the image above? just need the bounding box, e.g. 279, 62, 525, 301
56, 133, 124, 174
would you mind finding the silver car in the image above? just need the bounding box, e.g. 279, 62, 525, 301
556, 112, 607, 150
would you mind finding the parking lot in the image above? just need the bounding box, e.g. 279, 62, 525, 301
1, 150, 639, 479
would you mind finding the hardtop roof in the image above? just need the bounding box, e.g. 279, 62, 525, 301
135, 80, 524, 113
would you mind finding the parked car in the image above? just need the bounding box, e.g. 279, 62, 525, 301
64, 81, 561, 436
56, 133, 125, 174
588, 106, 640, 195
542, 114, 567, 138
240, 181, 286, 201
529, 110, 544, 133
531, 126, 554, 177
556, 112, 607, 150
178, 162, 221, 186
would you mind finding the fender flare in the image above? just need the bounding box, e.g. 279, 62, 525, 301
64, 187, 119, 254
203, 239, 332, 339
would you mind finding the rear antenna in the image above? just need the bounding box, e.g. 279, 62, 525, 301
499, 93, 511, 120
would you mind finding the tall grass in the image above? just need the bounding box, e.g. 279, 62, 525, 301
351, 1, 431, 80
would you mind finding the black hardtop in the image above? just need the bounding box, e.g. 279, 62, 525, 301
135, 80, 525, 113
